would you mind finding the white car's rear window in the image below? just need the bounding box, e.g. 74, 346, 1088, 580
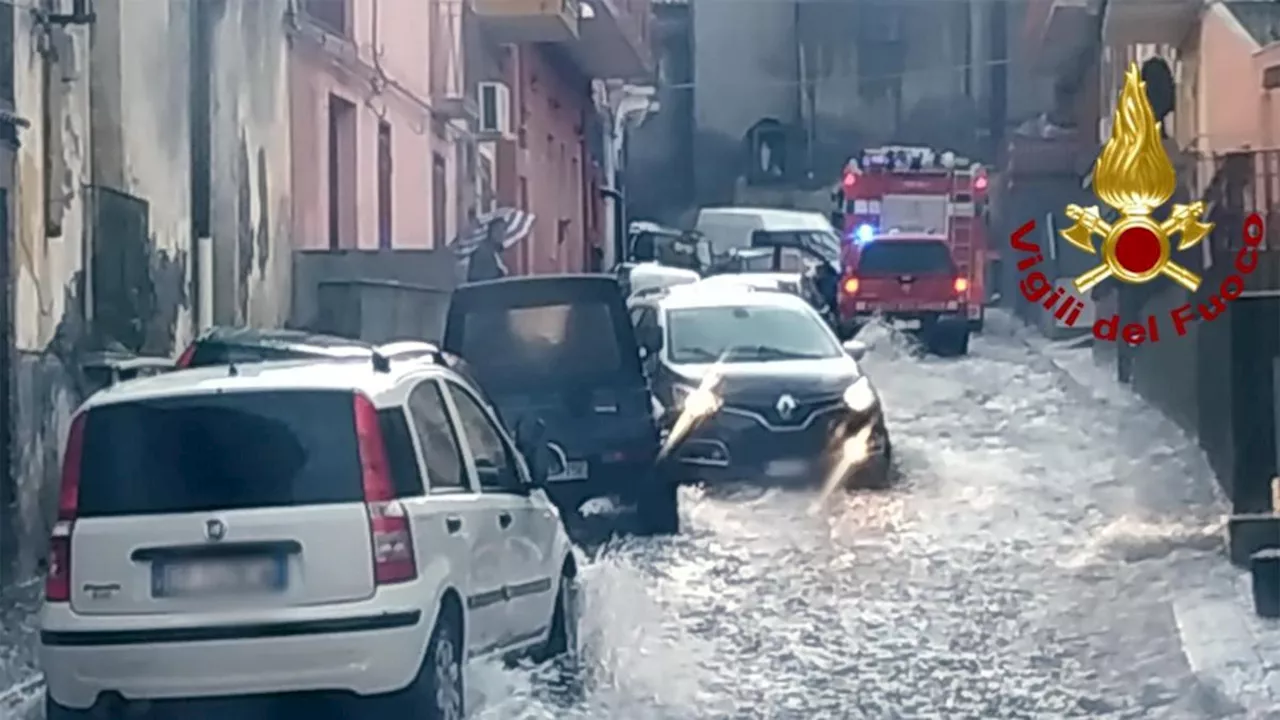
77, 390, 363, 517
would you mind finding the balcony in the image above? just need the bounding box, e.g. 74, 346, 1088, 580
566, 0, 653, 80
1102, 0, 1199, 46
1024, 0, 1103, 75
1201, 149, 1280, 291
473, 0, 579, 44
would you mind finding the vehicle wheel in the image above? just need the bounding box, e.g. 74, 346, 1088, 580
969, 309, 985, 334
931, 326, 969, 357
392, 602, 465, 720
45, 697, 93, 720
538, 565, 585, 697
636, 482, 680, 535
851, 427, 893, 489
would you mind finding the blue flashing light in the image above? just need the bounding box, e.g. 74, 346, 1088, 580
854, 224, 876, 245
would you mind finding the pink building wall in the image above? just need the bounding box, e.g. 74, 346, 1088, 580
290, 0, 460, 251
1254, 42, 1280, 149
1195, 6, 1263, 155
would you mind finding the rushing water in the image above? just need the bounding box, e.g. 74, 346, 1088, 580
4, 313, 1266, 719
470, 316, 1246, 720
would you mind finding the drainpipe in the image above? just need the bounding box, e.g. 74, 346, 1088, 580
603, 84, 658, 266
600, 186, 624, 265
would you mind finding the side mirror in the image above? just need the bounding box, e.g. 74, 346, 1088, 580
514, 416, 549, 486
842, 339, 869, 361
636, 325, 664, 355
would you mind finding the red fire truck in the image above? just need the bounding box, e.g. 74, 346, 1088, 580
833, 146, 990, 351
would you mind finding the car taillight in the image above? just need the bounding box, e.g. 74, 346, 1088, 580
954, 277, 970, 294
46, 413, 85, 603
843, 277, 860, 295
174, 343, 196, 369
354, 393, 417, 585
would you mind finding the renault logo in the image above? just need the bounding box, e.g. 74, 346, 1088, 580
205, 519, 226, 542
775, 394, 797, 420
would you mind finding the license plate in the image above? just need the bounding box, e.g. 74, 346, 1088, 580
549, 460, 589, 482
765, 459, 809, 478
892, 319, 922, 330
154, 557, 286, 598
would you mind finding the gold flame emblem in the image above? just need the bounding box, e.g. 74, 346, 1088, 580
1060, 63, 1212, 293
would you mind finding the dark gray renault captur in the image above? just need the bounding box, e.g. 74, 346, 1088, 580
629, 284, 892, 488
443, 275, 677, 534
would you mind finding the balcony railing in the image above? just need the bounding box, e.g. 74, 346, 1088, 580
1202, 150, 1280, 251
1200, 149, 1280, 291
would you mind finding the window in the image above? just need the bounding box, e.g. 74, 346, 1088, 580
377, 121, 392, 248
378, 408, 423, 497
446, 383, 520, 492
432, 153, 447, 246
301, 0, 348, 36
77, 391, 363, 517
629, 306, 649, 328
856, 240, 955, 276
328, 95, 356, 249
407, 381, 468, 492
457, 302, 624, 391
635, 307, 658, 334
666, 305, 842, 364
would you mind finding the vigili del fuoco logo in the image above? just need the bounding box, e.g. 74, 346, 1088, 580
1011, 62, 1264, 346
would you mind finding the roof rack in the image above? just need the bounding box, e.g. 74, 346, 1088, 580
377, 340, 444, 362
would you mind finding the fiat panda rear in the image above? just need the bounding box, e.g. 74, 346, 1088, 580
39, 366, 425, 713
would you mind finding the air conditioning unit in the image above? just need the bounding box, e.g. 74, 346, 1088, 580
478, 82, 513, 139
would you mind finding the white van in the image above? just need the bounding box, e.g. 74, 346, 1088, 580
694, 207, 840, 267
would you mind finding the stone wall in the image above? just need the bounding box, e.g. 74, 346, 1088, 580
2, 0, 295, 583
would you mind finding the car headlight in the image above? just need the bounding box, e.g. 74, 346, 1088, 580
670, 383, 694, 408
671, 382, 722, 417
842, 376, 877, 413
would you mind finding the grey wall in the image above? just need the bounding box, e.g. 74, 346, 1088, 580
685, 0, 990, 209
626, 2, 694, 225
690, 0, 799, 203
291, 249, 459, 334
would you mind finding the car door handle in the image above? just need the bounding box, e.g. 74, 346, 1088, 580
445, 516, 463, 534
497, 512, 512, 529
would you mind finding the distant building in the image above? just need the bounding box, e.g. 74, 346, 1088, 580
629, 0, 998, 224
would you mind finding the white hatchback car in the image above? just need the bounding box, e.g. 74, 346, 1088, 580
39, 352, 579, 718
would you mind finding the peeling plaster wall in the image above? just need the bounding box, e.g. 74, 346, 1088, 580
6, 1, 296, 579
10, 11, 90, 579
90, 0, 193, 355
203, 0, 293, 327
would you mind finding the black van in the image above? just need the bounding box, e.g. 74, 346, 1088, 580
443, 275, 678, 534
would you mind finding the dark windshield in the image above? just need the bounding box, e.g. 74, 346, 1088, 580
857, 240, 955, 275
666, 305, 841, 363
459, 302, 625, 389
77, 390, 362, 517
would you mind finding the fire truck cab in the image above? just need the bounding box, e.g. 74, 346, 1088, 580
833, 146, 990, 355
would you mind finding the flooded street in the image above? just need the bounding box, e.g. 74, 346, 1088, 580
469, 314, 1267, 719
5, 313, 1275, 718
